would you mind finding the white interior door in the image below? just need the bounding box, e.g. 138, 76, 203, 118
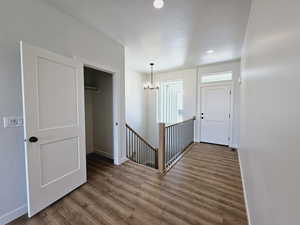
200, 85, 231, 145
20, 42, 87, 217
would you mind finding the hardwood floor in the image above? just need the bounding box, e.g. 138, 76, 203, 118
9, 143, 248, 225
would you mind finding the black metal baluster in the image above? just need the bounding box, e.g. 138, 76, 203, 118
165, 128, 168, 166
142, 142, 144, 166
126, 128, 128, 157
137, 135, 139, 163
129, 130, 132, 160
169, 127, 171, 166
133, 132, 136, 162
167, 128, 169, 166
147, 144, 149, 166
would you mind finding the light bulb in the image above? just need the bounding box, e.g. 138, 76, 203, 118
206, 50, 215, 54
153, 0, 164, 9
144, 82, 151, 89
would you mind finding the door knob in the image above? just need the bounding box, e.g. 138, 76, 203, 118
29, 136, 38, 143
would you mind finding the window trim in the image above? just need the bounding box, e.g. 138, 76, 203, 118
201, 71, 233, 84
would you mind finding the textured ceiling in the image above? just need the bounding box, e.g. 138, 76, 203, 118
45, 0, 251, 72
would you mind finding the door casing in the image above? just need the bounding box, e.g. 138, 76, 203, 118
74, 56, 125, 165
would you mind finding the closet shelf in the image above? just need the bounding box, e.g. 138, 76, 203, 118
85, 86, 98, 91
85, 85, 101, 94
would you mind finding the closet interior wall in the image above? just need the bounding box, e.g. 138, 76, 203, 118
84, 67, 113, 159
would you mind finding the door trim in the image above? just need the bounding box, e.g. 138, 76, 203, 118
197, 82, 234, 147
73, 56, 125, 165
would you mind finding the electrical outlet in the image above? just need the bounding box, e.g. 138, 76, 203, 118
3, 117, 23, 128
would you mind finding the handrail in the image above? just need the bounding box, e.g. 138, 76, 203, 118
165, 116, 196, 128
125, 124, 157, 151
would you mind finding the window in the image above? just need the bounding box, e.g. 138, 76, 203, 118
159, 81, 183, 124
201, 71, 233, 83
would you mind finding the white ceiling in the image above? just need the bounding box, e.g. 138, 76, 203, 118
45, 0, 251, 72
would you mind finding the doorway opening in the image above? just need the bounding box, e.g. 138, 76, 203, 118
84, 66, 114, 164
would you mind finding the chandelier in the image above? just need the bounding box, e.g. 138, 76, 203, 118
144, 63, 160, 90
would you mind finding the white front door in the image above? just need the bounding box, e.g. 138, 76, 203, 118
200, 85, 231, 145
20, 42, 87, 217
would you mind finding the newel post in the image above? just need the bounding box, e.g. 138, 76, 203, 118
158, 123, 166, 173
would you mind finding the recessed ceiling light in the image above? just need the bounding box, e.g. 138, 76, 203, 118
206, 50, 215, 54
153, 0, 164, 9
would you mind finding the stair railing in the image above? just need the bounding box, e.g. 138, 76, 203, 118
158, 116, 196, 172
126, 124, 158, 169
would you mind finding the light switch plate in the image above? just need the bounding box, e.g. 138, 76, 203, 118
3, 117, 24, 128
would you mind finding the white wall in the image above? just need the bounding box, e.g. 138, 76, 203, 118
240, 1, 300, 225
85, 91, 95, 155
93, 73, 113, 158
125, 66, 148, 138
0, 0, 125, 224
197, 60, 241, 148
145, 90, 159, 147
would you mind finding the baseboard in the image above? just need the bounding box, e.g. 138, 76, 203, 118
230, 143, 239, 149
237, 149, 252, 225
0, 204, 27, 225
94, 149, 113, 159
118, 157, 128, 165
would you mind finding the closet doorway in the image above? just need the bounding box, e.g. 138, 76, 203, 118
84, 66, 114, 163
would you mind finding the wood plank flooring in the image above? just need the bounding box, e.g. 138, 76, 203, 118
9, 143, 248, 225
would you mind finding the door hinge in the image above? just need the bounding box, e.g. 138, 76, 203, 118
229, 113, 231, 119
